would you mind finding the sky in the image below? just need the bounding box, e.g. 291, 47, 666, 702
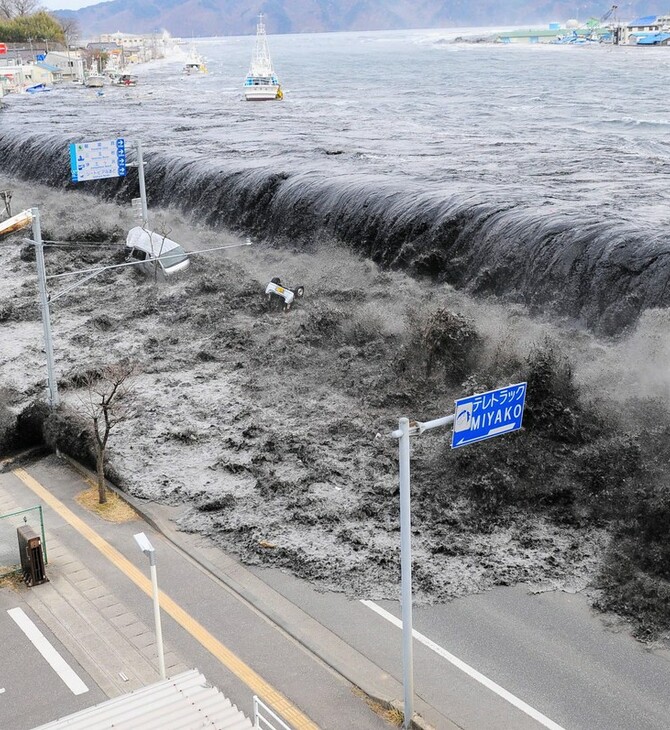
42, 0, 99, 10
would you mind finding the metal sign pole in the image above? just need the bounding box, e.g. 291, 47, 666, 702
31, 207, 59, 408
398, 416, 414, 729
389, 388, 524, 727
135, 140, 149, 228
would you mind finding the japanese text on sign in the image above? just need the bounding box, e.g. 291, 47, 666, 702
69, 138, 126, 183
451, 382, 527, 448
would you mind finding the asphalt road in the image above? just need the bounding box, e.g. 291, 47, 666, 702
0, 589, 106, 730
252, 566, 670, 730
1, 459, 392, 730
4, 456, 670, 730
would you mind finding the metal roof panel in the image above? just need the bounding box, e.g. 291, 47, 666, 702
32, 669, 253, 730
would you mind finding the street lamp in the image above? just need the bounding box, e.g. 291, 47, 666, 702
133, 531, 166, 679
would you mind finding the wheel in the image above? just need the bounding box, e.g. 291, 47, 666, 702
294, 286, 305, 298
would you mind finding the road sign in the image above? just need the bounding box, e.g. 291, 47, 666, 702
36, 53, 46, 62
69, 138, 127, 183
0, 44, 7, 55
451, 382, 527, 448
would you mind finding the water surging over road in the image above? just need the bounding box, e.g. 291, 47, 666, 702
3, 30, 670, 334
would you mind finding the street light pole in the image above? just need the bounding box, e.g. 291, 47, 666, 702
134, 532, 166, 680
31, 207, 60, 408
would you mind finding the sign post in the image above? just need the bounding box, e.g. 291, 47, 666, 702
390, 382, 526, 729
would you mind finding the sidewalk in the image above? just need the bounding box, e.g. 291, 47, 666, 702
0, 453, 456, 730
0, 460, 188, 699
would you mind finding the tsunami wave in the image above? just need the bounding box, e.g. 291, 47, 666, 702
2, 130, 669, 336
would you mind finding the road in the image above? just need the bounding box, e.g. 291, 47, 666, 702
253, 566, 670, 730
2, 456, 670, 730
0, 589, 107, 730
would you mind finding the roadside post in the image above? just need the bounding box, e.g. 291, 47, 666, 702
390, 382, 527, 729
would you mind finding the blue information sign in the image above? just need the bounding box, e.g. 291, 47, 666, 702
36, 53, 46, 61
69, 138, 126, 183
451, 382, 527, 448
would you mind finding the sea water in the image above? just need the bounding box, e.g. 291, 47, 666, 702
2, 28, 670, 333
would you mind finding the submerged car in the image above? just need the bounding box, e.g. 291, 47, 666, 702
125, 227, 190, 278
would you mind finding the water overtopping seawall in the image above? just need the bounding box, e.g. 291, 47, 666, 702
2, 130, 668, 336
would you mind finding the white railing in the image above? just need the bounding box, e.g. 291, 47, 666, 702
253, 695, 293, 730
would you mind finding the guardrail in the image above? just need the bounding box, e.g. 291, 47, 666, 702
253, 695, 293, 730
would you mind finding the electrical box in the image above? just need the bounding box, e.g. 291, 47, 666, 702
17, 525, 48, 586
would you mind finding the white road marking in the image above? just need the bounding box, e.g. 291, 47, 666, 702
0, 687, 5, 694
7, 607, 88, 696
361, 599, 565, 730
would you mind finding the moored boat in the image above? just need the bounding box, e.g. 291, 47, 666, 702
243, 14, 283, 101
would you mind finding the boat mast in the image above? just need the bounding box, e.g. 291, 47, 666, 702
249, 13, 274, 75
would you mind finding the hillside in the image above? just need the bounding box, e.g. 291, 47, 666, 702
58, 0, 669, 39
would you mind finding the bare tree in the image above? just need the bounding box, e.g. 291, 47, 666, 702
58, 16, 80, 46
0, 0, 14, 19
0, 0, 40, 18
79, 362, 137, 504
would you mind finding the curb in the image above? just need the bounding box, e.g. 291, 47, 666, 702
0, 446, 50, 473
56, 452, 447, 730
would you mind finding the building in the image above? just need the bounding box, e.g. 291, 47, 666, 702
626, 14, 670, 43
86, 41, 124, 72
0, 60, 27, 92
44, 51, 85, 83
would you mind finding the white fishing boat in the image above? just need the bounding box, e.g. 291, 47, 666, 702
243, 14, 283, 101
183, 46, 207, 75
85, 73, 105, 88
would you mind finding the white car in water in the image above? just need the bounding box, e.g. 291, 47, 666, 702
125, 227, 190, 278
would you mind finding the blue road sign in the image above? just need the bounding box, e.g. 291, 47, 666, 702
451, 382, 527, 448
36, 53, 46, 62
69, 138, 126, 183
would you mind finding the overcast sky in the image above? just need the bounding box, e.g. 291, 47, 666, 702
42, 0, 98, 10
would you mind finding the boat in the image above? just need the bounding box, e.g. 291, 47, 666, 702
121, 74, 138, 86
183, 47, 207, 75
25, 83, 52, 93
85, 73, 105, 88
107, 69, 138, 86
243, 14, 283, 101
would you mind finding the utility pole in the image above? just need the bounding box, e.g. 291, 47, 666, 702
31, 207, 60, 408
